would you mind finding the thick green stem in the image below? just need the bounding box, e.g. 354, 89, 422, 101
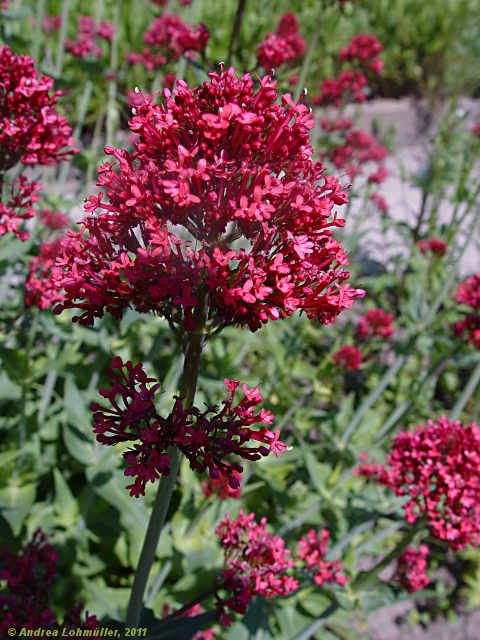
125, 293, 209, 626
293, 19, 321, 103
227, 0, 247, 67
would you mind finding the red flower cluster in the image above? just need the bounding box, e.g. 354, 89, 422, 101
0, 45, 76, 169
201, 468, 242, 500
0, 176, 41, 241
26, 238, 69, 309
319, 117, 353, 132
370, 192, 388, 213
313, 70, 368, 107
143, 13, 208, 61
38, 207, 69, 231
41, 14, 62, 34
395, 545, 430, 593
124, 49, 167, 71
65, 16, 115, 59
329, 129, 387, 181
417, 236, 447, 257
333, 344, 363, 370
454, 274, 480, 349
257, 12, 305, 71
355, 308, 394, 340
150, 0, 192, 5
297, 528, 349, 587
472, 122, 480, 138
91, 357, 286, 497
215, 510, 298, 627
0, 529, 98, 636
340, 34, 383, 74
51, 68, 363, 332
356, 416, 480, 551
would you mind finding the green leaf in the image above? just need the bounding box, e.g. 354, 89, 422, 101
53, 468, 79, 527
63, 375, 97, 465
0, 370, 21, 400
0, 483, 36, 535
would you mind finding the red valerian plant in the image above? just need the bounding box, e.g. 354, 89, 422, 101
355, 308, 394, 340
143, 13, 208, 61
356, 416, 480, 551
257, 12, 305, 71
90, 357, 286, 497
0, 176, 41, 241
340, 34, 384, 74
0, 529, 99, 636
26, 237, 69, 309
297, 529, 349, 587
0, 45, 76, 170
214, 510, 299, 627
454, 274, 480, 349
333, 344, 363, 370
201, 468, 242, 500
51, 68, 364, 332
395, 545, 430, 593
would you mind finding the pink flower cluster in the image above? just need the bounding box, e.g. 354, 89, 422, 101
0, 45, 76, 169
143, 13, 208, 61
340, 34, 383, 74
395, 545, 430, 593
333, 344, 363, 370
313, 70, 368, 107
257, 12, 305, 71
38, 207, 69, 231
454, 274, 480, 349
355, 308, 394, 340
297, 529, 349, 587
215, 511, 298, 627
356, 416, 480, 551
329, 129, 388, 181
41, 14, 62, 34
51, 68, 363, 332
91, 357, 286, 497
417, 236, 447, 257
0, 529, 98, 636
26, 238, 69, 309
0, 176, 41, 241
65, 16, 115, 59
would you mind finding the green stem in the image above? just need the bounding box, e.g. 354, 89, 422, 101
226, 0, 247, 67
106, 4, 120, 147
55, 0, 70, 76
290, 602, 338, 640
450, 361, 480, 423
125, 292, 209, 627
32, 0, 46, 62
293, 18, 321, 103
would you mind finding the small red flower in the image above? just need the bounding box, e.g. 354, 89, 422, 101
0, 176, 41, 241
355, 308, 394, 340
454, 274, 480, 349
297, 528, 349, 587
333, 345, 363, 370
257, 13, 305, 71
417, 237, 447, 257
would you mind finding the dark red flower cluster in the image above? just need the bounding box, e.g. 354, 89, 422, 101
329, 129, 388, 181
417, 236, 447, 257
297, 528, 349, 587
143, 13, 208, 61
201, 468, 242, 500
356, 416, 480, 551
340, 34, 383, 74
472, 122, 480, 138
454, 274, 480, 349
215, 510, 298, 627
319, 117, 353, 132
395, 545, 430, 593
51, 68, 363, 332
257, 12, 305, 71
370, 192, 388, 213
124, 49, 167, 71
150, 0, 192, 5
0, 45, 76, 169
312, 70, 368, 107
65, 16, 115, 58
38, 207, 69, 231
333, 344, 363, 370
355, 308, 394, 340
91, 357, 286, 497
26, 238, 68, 309
0, 176, 41, 241
41, 14, 62, 34
0, 529, 98, 636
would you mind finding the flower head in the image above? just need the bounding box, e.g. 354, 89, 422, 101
417, 237, 447, 257
0, 176, 41, 241
52, 68, 363, 332
355, 308, 394, 340
0, 45, 76, 169
333, 344, 363, 370
396, 545, 430, 593
297, 528, 349, 587
454, 275, 480, 349
91, 358, 286, 497
356, 416, 480, 551
257, 13, 305, 71
215, 511, 298, 627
